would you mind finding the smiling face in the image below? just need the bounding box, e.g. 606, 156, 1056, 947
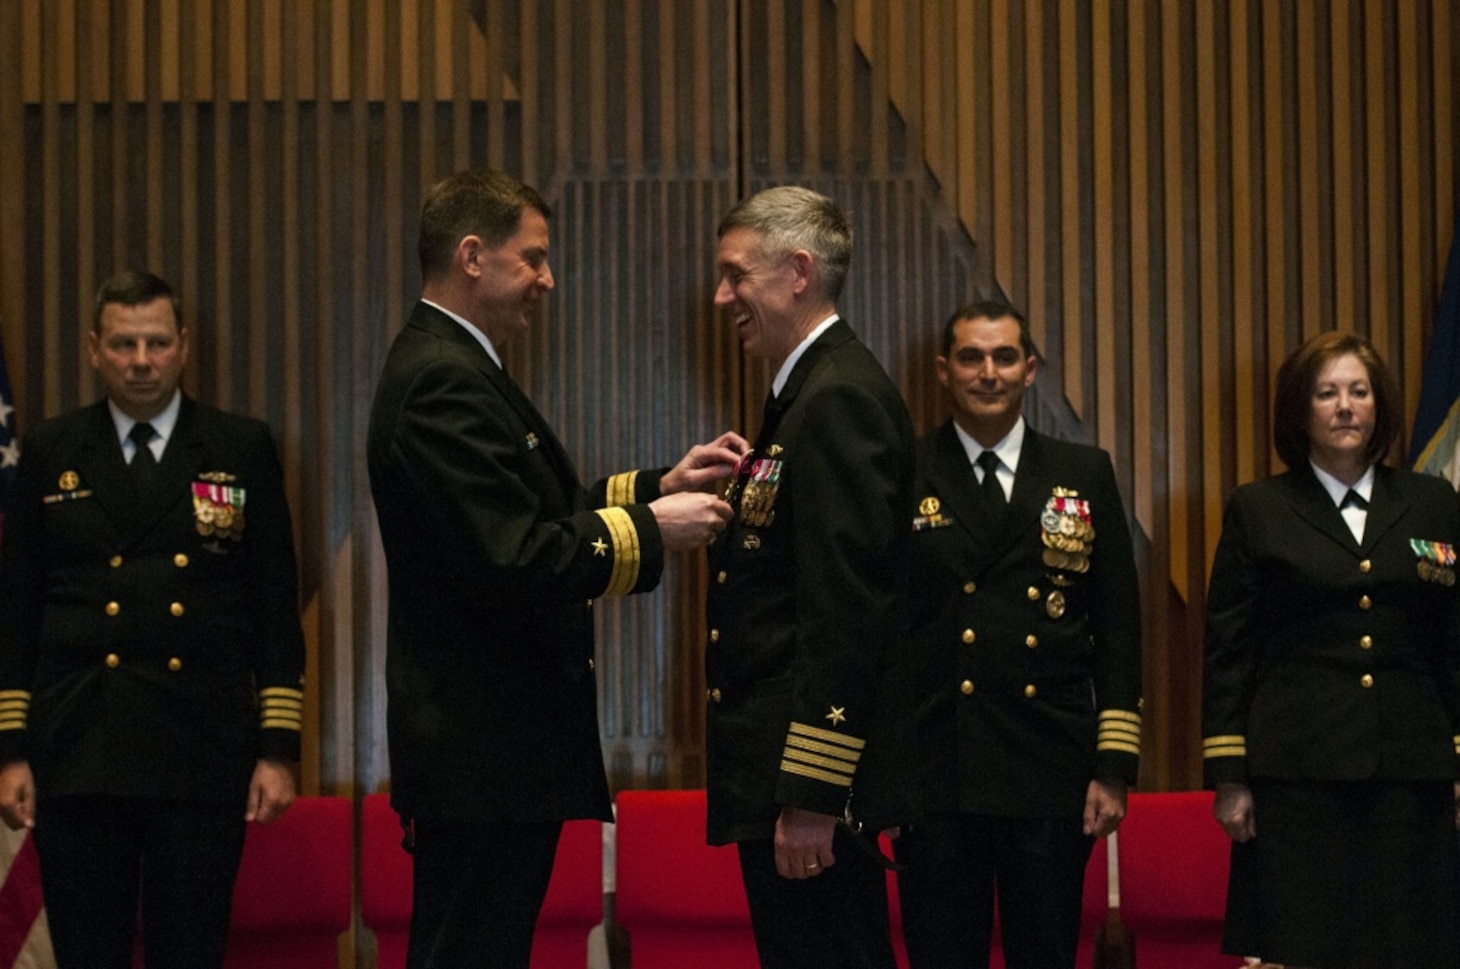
713, 226, 801, 365
467, 207, 555, 346
1306, 352, 1376, 478
89, 296, 189, 422
937, 314, 1037, 447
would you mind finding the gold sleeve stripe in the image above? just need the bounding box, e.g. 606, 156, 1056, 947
1097, 710, 1141, 754
779, 760, 854, 787
1453, 735, 1460, 755
1203, 735, 1245, 749
1097, 739, 1142, 755
788, 722, 867, 749
783, 722, 863, 785
785, 734, 864, 764
595, 506, 642, 596
261, 696, 303, 709
605, 471, 639, 507
782, 749, 858, 776
1203, 744, 1246, 759
259, 686, 304, 731
0, 692, 30, 731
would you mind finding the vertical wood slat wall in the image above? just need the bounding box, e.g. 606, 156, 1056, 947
0, 0, 1456, 807
863, 0, 1460, 789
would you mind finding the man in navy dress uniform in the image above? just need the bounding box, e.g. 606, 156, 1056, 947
0, 270, 306, 968
896, 300, 1143, 969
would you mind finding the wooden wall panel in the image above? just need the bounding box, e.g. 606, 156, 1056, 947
865, 0, 1459, 788
0, 0, 1456, 854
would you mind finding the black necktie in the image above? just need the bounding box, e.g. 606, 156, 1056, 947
977, 450, 1006, 515
1342, 489, 1367, 510
752, 390, 785, 454
129, 422, 158, 490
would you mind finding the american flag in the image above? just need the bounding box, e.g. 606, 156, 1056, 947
0, 826, 48, 967
0, 337, 51, 967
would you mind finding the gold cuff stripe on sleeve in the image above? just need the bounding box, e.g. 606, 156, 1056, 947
1098, 708, 1142, 754
0, 716, 26, 731
783, 743, 860, 773
779, 760, 855, 788
0, 690, 31, 703
0, 699, 30, 713
595, 507, 642, 596
1097, 740, 1142, 755
784, 734, 864, 765
1203, 744, 1246, 759
261, 716, 303, 731
787, 722, 867, 750
606, 471, 639, 507
1453, 735, 1460, 754
259, 687, 304, 701
1203, 734, 1245, 750
782, 749, 858, 778
611, 507, 643, 595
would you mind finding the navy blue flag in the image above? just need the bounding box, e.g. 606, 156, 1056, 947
1411, 210, 1460, 485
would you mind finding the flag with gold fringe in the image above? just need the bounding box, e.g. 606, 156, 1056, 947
1411, 210, 1460, 485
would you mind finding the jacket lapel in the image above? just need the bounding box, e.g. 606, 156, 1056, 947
409, 303, 582, 491
1357, 466, 1410, 556
990, 428, 1047, 561
752, 320, 856, 450
925, 422, 980, 527
81, 402, 136, 536
1282, 468, 1366, 553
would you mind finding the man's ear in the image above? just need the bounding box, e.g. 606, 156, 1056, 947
788, 249, 814, 295
458, 236, 484, 277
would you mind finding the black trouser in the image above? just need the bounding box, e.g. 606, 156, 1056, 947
33, 794, 247, 969
405, 816, 562, 969
895, 812, 1093, 969
737, 825, 898, 969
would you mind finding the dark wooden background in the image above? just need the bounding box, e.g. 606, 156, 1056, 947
1, 0, 1456, 803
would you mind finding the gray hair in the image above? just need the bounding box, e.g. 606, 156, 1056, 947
717, 186, 852, 301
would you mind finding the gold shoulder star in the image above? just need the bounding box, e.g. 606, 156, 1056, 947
591, 538, 608, 556
825, 706, 846, 726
